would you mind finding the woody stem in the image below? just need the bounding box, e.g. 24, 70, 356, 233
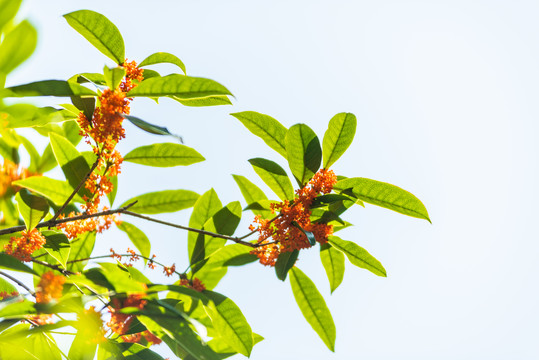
0, 271, 35, 297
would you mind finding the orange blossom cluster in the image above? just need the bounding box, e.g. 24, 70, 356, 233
36, 271, 65, 303
250, 168, 337, 266
163, 264, 176, 277
107, 292, 147, 335
179, 278, 206, 292
121, 330, 162, 346
0, 160, 33, 198
4, 228, 47, 262
0, 291, 19, 300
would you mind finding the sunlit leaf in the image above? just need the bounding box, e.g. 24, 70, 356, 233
67, 231, 96, 273
121, 189, 199, 214
328, 236, 386, 277
15, 189, 49, 230
286, 123, 322, 186
139, 52, 186, 74
232, 174, 271, 217
230, 111, 287, 158
42, 230, 70, 272
0, 253, 37, 275
320, 243, 345, 293
322, 113, 357, 168
0, 0, 22, 33
117, 222, 150, 263
334, 177, 430, 222
173, 95, 232, 107
289, 267, 336, 351
103, 65, 125, 89
0, 80, 97, 98
0, 104, 76, 128
63, 10, 125, 64
0, 20, 37, 75
248, 157, 294, 201
127, 74, 232, 99
12, 176, 84, 206
124, 143, 204, 167
122, 114, 182, 141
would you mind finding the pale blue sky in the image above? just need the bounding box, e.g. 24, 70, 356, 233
8, 0, 539, 358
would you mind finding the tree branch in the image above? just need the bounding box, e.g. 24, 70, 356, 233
0, 271, 36, 297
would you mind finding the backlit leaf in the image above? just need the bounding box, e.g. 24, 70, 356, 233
12, 176, 84, 205
328, 236, 386, 277
67, 231, 96, 273
121, 189, 199, 214
322, 113, 357, 168
0, 80, 97, 98
248, 157, 294, 201
0, 20, 37, 74
320, 243, 345, 293
173, 95, 231, 107
1, 104, 76, 128
122, 114, 182, 141
124, 143, 204, 167
0, 253, 37, 275
127, 74, 231, 99
232, 174, 271, 217
42, 230, 70, 269
0, 0, 22, 33
230, 111, 288, 157
139, 52, 186, 74
117, 222, 150, 262
275, 249, 299, 281
187, 189, 222, 265
15, 189, 49, 230
103, 65, 125, 89
285, 124, 322, 186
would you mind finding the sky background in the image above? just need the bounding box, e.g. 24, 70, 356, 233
6, 0, 539, 358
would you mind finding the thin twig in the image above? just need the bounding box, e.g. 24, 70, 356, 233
0, 271, 36, 297
49, 157, 100, 224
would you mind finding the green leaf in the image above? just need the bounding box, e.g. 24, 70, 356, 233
0, 20, 37, 74
49, 132, 92, 199
0, 253, 38, 275
0, 277, 17, 296
0, 0, 22, 33
124, 143, 204, 167
15, 189, 49, 230
67, 231, 96, 273
248, 157, 294, 201
203, 291, 254, 357
173, 95, 231, 107
127, 74, 232, 99
322, 113, 357, 168
230, 111, 288, 157
12, 176, 84, 206
0, 104, 76, 128
70, 73, 106, 86
285, 124, 322, 186
334, 177, 430, 222
117, 222, 150, 262
320, 243, 345, 293
63, 10, 125, 64
122, 114, 182, 141
232, 174, 271, 217
70, 96, 95, 121
103, 66, 126, 89
291, 221, 316, 246
69, 330, 97, 360
187, 189, 222, 265
19, 136, 40, 173
0, 80, 96, 98
328, 236, 386, 277
289, 267, 336, 351
42, 230, 70, 270
121, 189, 199, 214
139, 52, 186, 74
107, 175, 118, 207
96, 263, 146, 293
205, 244, 257, 267
275, 249, 299, 281
310, 194, 352, 209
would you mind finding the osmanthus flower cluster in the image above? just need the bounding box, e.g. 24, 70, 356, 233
0, 6, 430, 360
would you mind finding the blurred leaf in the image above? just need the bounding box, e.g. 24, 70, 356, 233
67, 231, 96, 273
1, 104, 75, 128
36, 145, 58, 173
63, 10, 125, 64
334, 177, 430, 222
124, 143, 204, 167
322, 113, 357, 168
275, 249, 299, 281
320, 243, 345, 293
18, 136, 40, 173
0, 0, 22, 32
289, 267, 336, 351
285, 123, 322, 186
12, 176, 84, 205
103, 65, 125, 89
139, 52, 186, 74
97, 263, 146, 293
0, 80, 97, 98
0, 20, 37, 74
203, 291, 253, 357
15, 189, 49, 230
122, 114, 182, 141
68, 331, 97, 360
42, 230, 70, 269
117, 222, 150, 263
121, 189, 199, 214
127, 74, 231, 99
328, 236, 386, 277
70, 96, 95, 121
230, 111, 287, 158
0, 253, 37, 275
248, 157, 294, 201
70, 72, 106, 86
173, 95, 231, 107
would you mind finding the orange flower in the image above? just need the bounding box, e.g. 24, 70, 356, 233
122, 330, 162, 345
107, 293, 147, 335
0, 291, 19, 300
0, 160, 33, 198
56, 207, 120, 240
27, 314, 53, 325
180, 278, 206, 292
121, 59, 144, 93
4, 228, 47, 262
36, 271, 65, 303
250, 169, 337, 266
163, 264, 176, 277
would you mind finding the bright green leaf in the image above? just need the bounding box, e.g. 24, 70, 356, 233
42, 230, 70, 270
232, 174, 271, 217
0, 104, 75, 128
0, 80, 97, 98
248, 157, 294, 201
328, 236, 386, 277
0, 0, 22, 32
230, 111, 288, 158
12, 176, 84, 206
67, 231, 96, 273
286, 124, 322, 186
121, 189, 199, 214
15, 189, 49, 230
173, 95, 232, 107
322, 113, 357, 168
0, 20, 37, 75
63, 10, 125, 64
103, 65, 125, 89
127, 74, 231, 99
117, 222, 150, 262
320, 243, 345, 293
0, 253, 37, 275
187, 189, 222, 265
124, 143, 204, 167
289, 267, 336, 352
139, 52, 186, 74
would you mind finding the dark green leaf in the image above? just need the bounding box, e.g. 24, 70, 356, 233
0, 20, 37, 74
322, 113, 357, 168
117, 222, 150, 262
248, 157, 294, 201
203, 291, 254, 357
124, 143, 204, 167
63, 10, 125, 64
334, 177, 430, 222
15, 189, 49, 230
122, 114, 182, 141
71, 96, 95, 120
320, 243, 345, 293
275, 249, 299, 281
121, 189, 199, 214
285, 124, 322, 186
0, 80, 97, 98
291, 221, 316, 246
230, 111, 288, 157
127, 74, 232, 99
0, 253, 37, 275
289, 267, 336, 351
328, 236, 386, 277
139, 52, 186, 74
